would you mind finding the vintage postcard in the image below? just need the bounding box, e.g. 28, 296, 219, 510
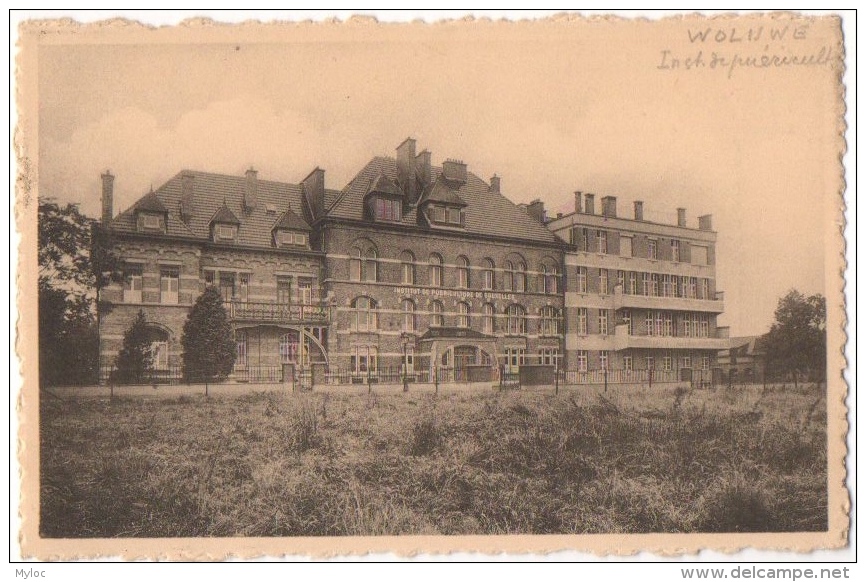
14, 11, 850, 560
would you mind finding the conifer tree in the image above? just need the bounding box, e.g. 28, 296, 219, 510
181, 287, 235, 382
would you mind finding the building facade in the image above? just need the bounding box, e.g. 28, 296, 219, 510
98, 139, 566, 382
546, 193, 729, 381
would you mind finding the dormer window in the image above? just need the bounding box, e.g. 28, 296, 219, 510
375, 197, 402, 222
275, 230, 307, 248
141, 213, 161, 230
216, 224, 237, 241
429, 204, 464, 227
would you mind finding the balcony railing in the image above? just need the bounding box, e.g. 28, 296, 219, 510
223, 300, 329, 324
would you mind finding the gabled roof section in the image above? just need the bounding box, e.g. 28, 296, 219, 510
273, 207, 311, 231
133, 191, 168, 214
210, 204, 240, 225
327, 156, 558, 244
367, 173, 404, 198
419, 177, 468, 207
109, 169, 310, 248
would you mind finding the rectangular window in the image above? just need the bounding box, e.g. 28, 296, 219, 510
293, 233, 307, 246
648, 239, 658, 260
682, 356, 692, 369
576, 350, 588, 372
702, 279, 710, 300
577, 267, 587, 293
577, 308, 588, 335
597, 230, 608, 254
689, 277, 698, 299
277, 277, 291, 305
277, 231, 294, 246
237, 273, 249, 302
662, 274, 674, 298
620, 236, 633, 257
235, 331, 247, 368
621, 309, 632, 335
349, 254, 362, 281
646, 356, 655, 371
203, 269, 215, 287
663, 312, 673, 336
580, 228, 589, 252
628, 272, 637, 295
671, 240, 681, 262
651, 274, 660, 297
448, 207, 462, 225
598, 309, 609, 335
142, 214, 161, 230
351, 346, 378, 374
402, 261, 415, 285
403, 346, 415, 372
642, 272, 651, 296
376, 198, 402, 222
505, 348, 525, 373
700, 314, 710, 338
482, 304, 495, 334
123, 264, 143, 303
599, 269, 609, 295
160, 267, 179, 305
599, 351, 609, 370
219, 273, 235, 302
679, 276, 689, 298
663, 356, 673, 371
655, 311, 664, 337
216, 224, 236, 240
646, 311, 655, 336
623, 356, 633, 371
297, 278, 312, 305
617, 270, 625, 292
701, 356, 710, 371
538, 348, 559, 366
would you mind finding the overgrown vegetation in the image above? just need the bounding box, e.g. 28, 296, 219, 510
40, 384, 827, 537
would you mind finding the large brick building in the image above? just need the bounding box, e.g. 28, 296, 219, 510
98, 139, 566, 382
546, 193, 729, 382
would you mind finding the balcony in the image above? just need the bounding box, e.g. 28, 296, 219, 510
223, 301, 329, 324
613, 287, 724, 313
612, 323, 729, 350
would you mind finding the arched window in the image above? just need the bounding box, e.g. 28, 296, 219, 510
429, 254, 443, 287
431, 300, 444, 327
349, 247, 362, 281
457, 302, 470, 328
514, 261, 527, 292
401, 299, 416, 332
539, 264, 559, 294
352, 297, 377, 331
482, 303, 495, 334
506, 304, 526, 335
364, 248, 378, 282
457, 256, 470, 289
400, 251, 415, 285
503, 260, 513, 291
482, 258, 495, 290
539, 306, 560, 335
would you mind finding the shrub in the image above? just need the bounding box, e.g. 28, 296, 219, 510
113, 310, 154, 384
410, 417, 440, 456
181, 287, 235, 382
697, 476, 774, 532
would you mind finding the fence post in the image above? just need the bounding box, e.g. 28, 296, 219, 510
434, 365, 439, 395
604, 367, 608, 393
367, 368, 372, 395
555, 365, 559, 395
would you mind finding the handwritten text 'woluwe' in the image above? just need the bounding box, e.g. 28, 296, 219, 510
656, 24, 836, 78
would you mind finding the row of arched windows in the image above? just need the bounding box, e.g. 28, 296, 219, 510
350, 247, 559, 294
349, 297, 561, 335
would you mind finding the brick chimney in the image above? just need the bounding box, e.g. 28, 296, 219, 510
634, 200, 644, 221
442, 159, 467, 184
698, 214, 713, 231
677, 208, 687, 227
180, 171, 195, 222
601, 196, 617, 218
101, 171, 114, 226
489, 174, 500, 194
574, 191, 582, 214
584, 193, 595, 215
526, 199, 546, 224
302, 167, 325, 218
396, 138, 417, 203
415, 149, 432, 197
244, 167, 258, 211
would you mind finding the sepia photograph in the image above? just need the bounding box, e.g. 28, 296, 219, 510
14, 10, 851, 560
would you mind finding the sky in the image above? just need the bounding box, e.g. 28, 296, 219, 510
32, 12, 844, 336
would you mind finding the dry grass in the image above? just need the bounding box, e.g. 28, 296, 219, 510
39, 383, 827, 537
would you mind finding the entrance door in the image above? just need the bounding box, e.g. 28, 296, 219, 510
453, 346, 476, 382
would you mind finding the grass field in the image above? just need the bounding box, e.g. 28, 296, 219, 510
39, 383, 827, 537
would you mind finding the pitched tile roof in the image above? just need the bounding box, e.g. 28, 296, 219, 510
367, 173, 404, 198
109, 170, 311, 248
327, 156, 558, 244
